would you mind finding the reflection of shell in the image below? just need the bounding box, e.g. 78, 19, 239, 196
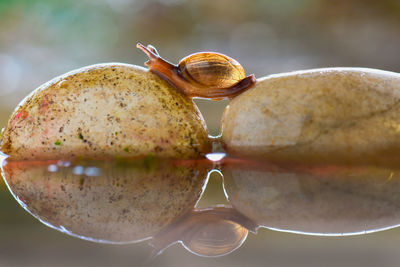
182, 218, 248, 257
222, 161, 400, 235
2, 158, 208, 243
150, 206, 254, 257
0, 64, 210, 160
222, 68, 400, 162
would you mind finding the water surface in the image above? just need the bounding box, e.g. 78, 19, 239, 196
2, 153, 400, 262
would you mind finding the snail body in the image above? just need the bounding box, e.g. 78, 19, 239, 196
137, 43, 256, 100
0, 63, 211, 160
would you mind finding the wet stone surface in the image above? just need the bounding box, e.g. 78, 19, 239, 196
0, 64, 211, 160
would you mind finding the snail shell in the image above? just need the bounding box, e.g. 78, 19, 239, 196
178, 52, 246, 88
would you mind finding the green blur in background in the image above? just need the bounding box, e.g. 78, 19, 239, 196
1, 0, 400, 266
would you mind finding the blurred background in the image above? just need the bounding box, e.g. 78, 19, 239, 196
1, 0, 400, 266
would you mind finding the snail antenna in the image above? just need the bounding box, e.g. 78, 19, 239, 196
136, 43, 160, 66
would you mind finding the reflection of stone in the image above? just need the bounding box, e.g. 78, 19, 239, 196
222, 158, 400, 235
222, 68, 400, 164
1, 158, 208, 243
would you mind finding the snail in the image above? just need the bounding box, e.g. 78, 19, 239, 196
137, 43, 257, 100
0, 63, 211, 160
1, 157, 209, 243
149, 205, 257, 257
221, 68, 400, 164
221, 156, 400, 235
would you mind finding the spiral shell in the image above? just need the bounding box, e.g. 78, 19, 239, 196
178, 52, 246, 88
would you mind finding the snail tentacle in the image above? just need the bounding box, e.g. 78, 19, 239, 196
137, 43, 185, 91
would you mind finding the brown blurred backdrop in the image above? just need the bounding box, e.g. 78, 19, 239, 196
1, 0, 400, 266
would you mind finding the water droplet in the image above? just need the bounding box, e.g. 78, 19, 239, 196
57, 160, 71, 167
206, 153, 226, 162
84, 167, 100, 177
47, 164, 58, 172
58, 80, 69, 89
72, 166, 84, 175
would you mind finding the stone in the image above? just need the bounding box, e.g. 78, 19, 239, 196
0, 64, 210, 160
221, 68, 400, 164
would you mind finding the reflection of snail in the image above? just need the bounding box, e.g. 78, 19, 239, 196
149, 205, 257, 258
1, 158, 209, 243
137, 43, 256, 99
221, 157, 400, 235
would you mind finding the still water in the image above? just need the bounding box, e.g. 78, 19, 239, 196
2, 152, 400, 264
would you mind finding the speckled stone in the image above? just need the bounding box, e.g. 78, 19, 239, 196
221, 68, 400, 162
222, 162, 400, 235
0, 64, 211, 160
1, 159, 208, 243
